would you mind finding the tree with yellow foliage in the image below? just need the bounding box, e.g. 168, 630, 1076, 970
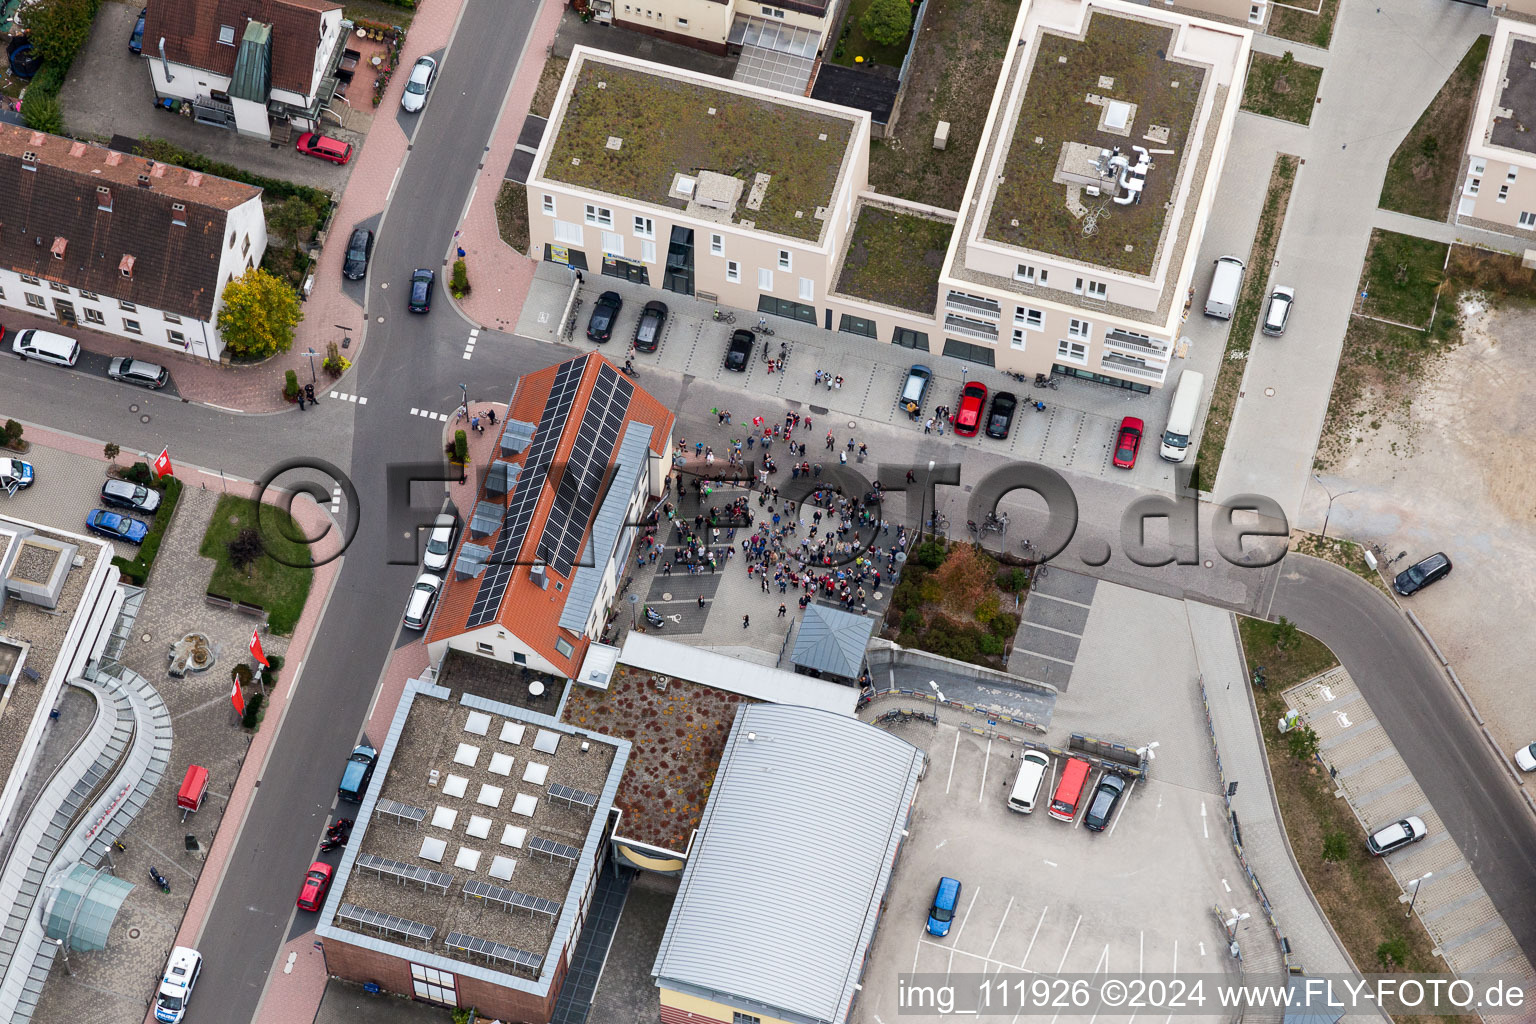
217, 267, 303, 360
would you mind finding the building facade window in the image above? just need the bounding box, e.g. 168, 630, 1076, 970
1068, 318, 1091, 339
513, 651, 527, 665
123, 318, 142, 334
1014, 263, 1036, 283
892, 327, 930, 350
164, 312, 182, 324
584, 204, 613, 227
677, 15, 688, 24
641, 240, 657, 263
758, 296, 816, 323
47, 280, 69, 293
79, 290, 98, 301
554, 637, 575, 659
553, 220, 584, 245
1057, 338, 1087, 363
84, 307, 105, 325
167, 330, 187, 347
542, 194, 555, 215
1017, 307, 1044, 330
726, 261, 741, 283
757, 268, 773, 290
476, 641, 495, 654
798, 277, 815, 301
1497, 184, 1510, 203
710, 233, 724, 256
1011, 328, 1026, 349
633, 216, 655, 239
410, 964, 456, 1006
734, 1014, 763, 1024
941, 338, 996, 366
601, 231, 624, 257
19, 274, 39, 285
777, 249, 791, 271
1466, 176, 1481, 196
119, 299, 136, 311
838, 314, 878, 338
1508, 167, 1519, 183
1521, 211, 1536, 229
25, 293, 46, 310
1086, 280, 1107, 299
1248, 4, 1261, 22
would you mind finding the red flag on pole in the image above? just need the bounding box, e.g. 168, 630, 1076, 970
230, 675, 246, 718
249, 628, 270, 668
153, 447, 174, 478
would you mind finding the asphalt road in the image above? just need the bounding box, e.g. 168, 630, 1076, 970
1269, 557, 1536, 966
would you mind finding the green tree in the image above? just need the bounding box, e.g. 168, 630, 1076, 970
1273, 615, 1300, 651
218, 267, 303, 359
1286, 724, 1320, 761
267, 196, 316, 252
26, 0, 98, 69
103, 442, 120, 461
1321, 830, 1350, 863
21, 91, 64, 134
860, 0, 912, 48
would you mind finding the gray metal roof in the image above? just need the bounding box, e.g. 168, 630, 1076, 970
791, 602, 874, 679
652, 703, 923, 1024
228, 22, 272, 104
500, 419, 537, 455
469, 500, 503, 539
558, 422, 652, 634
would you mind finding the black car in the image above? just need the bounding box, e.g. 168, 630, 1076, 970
587, 291, 623, 343
101, 479, 162, 514
1393, 552, 1451, 596
724, 329, 755, 372
342, 227, 374, 281
408, 268, 434, 313
634, 300, 668, 352
129, 7, 146, 54
985, 391, 1018, 439
1083, 773, 1127, 832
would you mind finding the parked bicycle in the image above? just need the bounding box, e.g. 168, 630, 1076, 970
982, 511, 1008, 535
713, 308, 736, 324
1033, 373, 1060, 390
926, 511, 949, 531
756, 317, 776, 336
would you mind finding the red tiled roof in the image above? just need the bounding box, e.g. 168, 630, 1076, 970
145, 0, 341, 96
426, 353, 676, 677
0, 126, 261, 321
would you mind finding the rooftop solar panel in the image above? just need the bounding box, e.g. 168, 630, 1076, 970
528, 835, 580, 862
337, 902, 436, 942
467, 358, 583, 627
445, 931, 545, 973
538, 365, 634, 577
548, 783, 600, 811
462, 878, 561, 917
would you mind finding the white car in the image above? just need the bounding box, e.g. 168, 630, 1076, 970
401, 55, 438, 112
402, 572, 441, 630
154, 946, 202, 1023
0, 457, 34, 494
1516, 742, 1536, 772
423, 512, 458, 573
1261, 286, 1294, 336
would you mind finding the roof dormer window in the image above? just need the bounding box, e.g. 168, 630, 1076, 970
50, 237, 66, 260
119, 255, 135, 279
218, 24, 236, 45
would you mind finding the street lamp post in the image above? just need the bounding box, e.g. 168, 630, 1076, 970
304, 348, 317, 383
1405, 872, 1433, 918
459, 382, 469, 417
1312, 474, 1357, 541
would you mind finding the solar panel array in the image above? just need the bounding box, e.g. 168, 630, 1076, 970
462, 878, 560, 918
356, 852, 453, 893
337, 902, 436, 942
467, 359, 584, 627
445, 931, 544, 973
375, 799, 428, 828
537, 364, 634, 576
547, 783, 599, 811
528, 835, 580, 862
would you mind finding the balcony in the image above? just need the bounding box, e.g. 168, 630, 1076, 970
1103, 329, 1168, 357
943, 314, 998, 341
1100, 352, 1165, 383
944, 291, 1001, 319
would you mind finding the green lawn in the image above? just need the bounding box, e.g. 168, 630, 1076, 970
1267, 0, 1338, 49
829, 0, 912, 68
1358, 229, 1448, 327
1240, 52, 1322, 125
1379, 36, 1491, 221
200, 495, 315, 635
835, 205, 952, 313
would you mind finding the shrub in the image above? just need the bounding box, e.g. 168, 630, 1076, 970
979, 633, 1005, 657
21, 90, 64, 134
1286, 724, 1320, 761
454, 429, 468, 464
1376, 937, 1409, 970
997, 568, 1029, 593
860, 0, 912, 47
973, 593, 1000, 626
911, 539, 947, 569
265, 653, 285, 672
123, 461, 152, 485
322, 341, 350, 378
284, 369, 301, 401
232, 664, 253, 685
241, 690, 266, 729
133, 137, 333, 207
990, 611, 1020, 638
450, 258, 470, 299
111, 476, 182, 584
26, 0, 99, 68
1273, 615, 1300, 651
1, 420, 22, 448
899, 608, 922, 633
227, 528, 265, 570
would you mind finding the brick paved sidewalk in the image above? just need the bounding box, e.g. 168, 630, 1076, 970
450, 0, 564, 333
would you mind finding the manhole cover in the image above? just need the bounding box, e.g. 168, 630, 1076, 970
128, 928, 141, 940
1264, 387, 1275, 397
847, 420, 857, 429
873, 591, 883, 600
140, 415, 151, 424
129, 404, 140, 413
661, 592, 672, 601
1204, 559, 1213, 568
141, 633, 152, 643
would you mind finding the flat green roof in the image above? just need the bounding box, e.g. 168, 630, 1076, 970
544, 59, 856, 243
835, 204, 952, 313
986, 14, 1205, 276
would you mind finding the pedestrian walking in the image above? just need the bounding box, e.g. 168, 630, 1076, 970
815, 369, 823, 386
906, 470, 916, 483
471, 414, 482, 433
778, 603, 787, 618
839, 450, 847, 465
487, 408, 497, 425
698, 595, 706, 608
924, 418, 933, 434
743, 614, 751, 628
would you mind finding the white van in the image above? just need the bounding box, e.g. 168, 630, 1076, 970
1159, 370, 1205, 463
155, 946, 203, 1023
1008, 749, 1052, 814
1204, 256, 1245, 319
11, 328, 81, 367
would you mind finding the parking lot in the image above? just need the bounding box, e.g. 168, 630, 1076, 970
858, 719, 1249, 1022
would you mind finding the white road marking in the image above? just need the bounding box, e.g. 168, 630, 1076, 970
1333, 709, 1353, 728
330, 487, 342, 513
1042, 859, 1058, 867
1106, 778, 1134, 837
1320, 685, 1336, 701
945, 730, 961, 794
1055, 914, 1082, 971
978, 739, 993, 803
1140, 930, 1145, 973
1201, 801, 1208, 838
1171, 939, 1178, 972
985, 896, 1015, 960
1020, 906, 1048, 969
1198, 941, 1206, 956
1222, 878, 1231, 892
953, 885, 981, 944
327, 391, 367, 404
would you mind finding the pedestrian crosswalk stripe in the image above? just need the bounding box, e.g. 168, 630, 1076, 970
413, 408, 448, 421
327, 391, 368, 404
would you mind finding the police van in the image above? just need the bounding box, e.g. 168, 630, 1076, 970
155, 946, 202, 1023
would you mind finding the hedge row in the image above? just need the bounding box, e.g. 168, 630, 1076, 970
111, 466, 182, 585
132, 137, 335, 208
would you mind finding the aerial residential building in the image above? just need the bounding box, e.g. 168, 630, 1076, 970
0, 125, 266, 361
424, 353, 676, 683
143, 0, 347, 140
529, 0, 1250, 391
1458, 14, 1536, 239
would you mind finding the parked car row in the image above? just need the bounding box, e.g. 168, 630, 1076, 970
9, 327, 171, 390
401, 512, 459, 632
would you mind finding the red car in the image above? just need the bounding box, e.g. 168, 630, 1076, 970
953, 382, 988, 437
296, 132, 353, 165
1112, 416, 1144, 469
296, 861, 334, 911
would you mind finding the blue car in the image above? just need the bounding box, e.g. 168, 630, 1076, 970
129, 7, 147, 54
927, 876, 962, 937
87, 509, 150, 544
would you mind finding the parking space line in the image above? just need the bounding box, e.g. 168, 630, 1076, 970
985, 896, 1015, 961
945, 730, 961, 794
1106, 778, 1135, 837
978, 738, 993, 804
1019, 905, 1047, 969
953, 885, 981, 944
1055, 914, 1082, 971
1201, 800, 1208, 838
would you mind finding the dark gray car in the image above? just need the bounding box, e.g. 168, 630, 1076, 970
634, 300, 668, 352
107, 357, 168, 389
342, 227, 374, 280
1393, 552, 1451, 596
101, 478, 162, 514
1083, 773, 1127, 832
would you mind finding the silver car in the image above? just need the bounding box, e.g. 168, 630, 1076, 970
402, 572, 441, 630
1366, 815, 1427, 856
1261, 286, 1294, 337
422, 513, 458, 573
108, 356, 169, 389
401, 55, 438, 113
